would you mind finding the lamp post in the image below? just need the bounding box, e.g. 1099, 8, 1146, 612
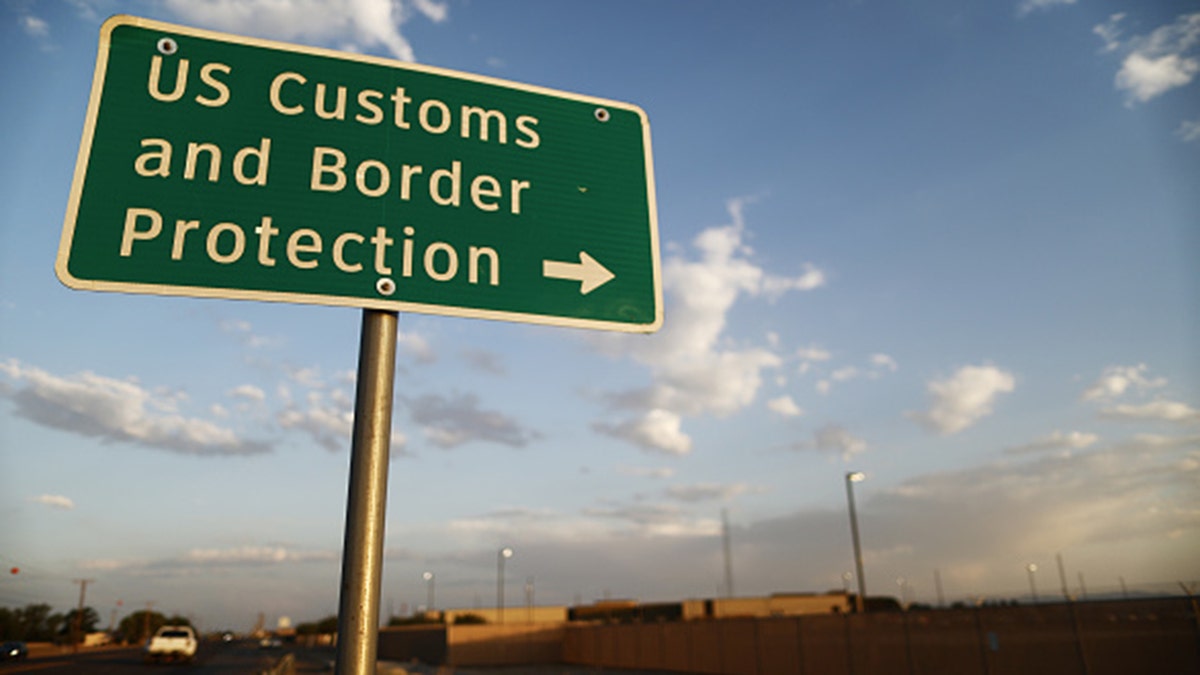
845, 471, 868, 613
497, 547, 514, 624
1026, 563, 1039, 604
422, 572, 435, 614
525, 577, 535, 624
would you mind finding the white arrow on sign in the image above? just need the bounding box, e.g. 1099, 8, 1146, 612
543, 252, 615, 295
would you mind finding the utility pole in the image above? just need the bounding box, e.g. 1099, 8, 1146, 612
143, 602, 156, 643
1056, 553, 1071, 601
934, 569, 946, 608
721, 509, 734, 598
71, 579, 95, 649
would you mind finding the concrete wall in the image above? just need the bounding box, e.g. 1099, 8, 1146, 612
438, 605, 567, 625
377, 624, 447, 665
446, 623, 565, 666
377, 623, 565, 667
563, 598, 1200, 675
705, 594, 852, 619
376, 598, 1198, 673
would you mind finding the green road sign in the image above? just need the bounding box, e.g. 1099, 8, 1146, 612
58, 16, 661, 333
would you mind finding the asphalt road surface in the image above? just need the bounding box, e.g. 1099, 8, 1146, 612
0, 642, 687, 675
0, 640, 332, 675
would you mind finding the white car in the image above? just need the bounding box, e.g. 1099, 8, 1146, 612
144, 625, 198, 663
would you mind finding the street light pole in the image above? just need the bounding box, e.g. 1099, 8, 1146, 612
497, 547, 513, 624
845, 471, 868, 613
423, 572, 435, 614
1026, 563, 1039, 604
525, 577, 535, 624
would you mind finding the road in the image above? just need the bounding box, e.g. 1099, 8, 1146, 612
0, 640, 333, 675
0, 642, 688, 675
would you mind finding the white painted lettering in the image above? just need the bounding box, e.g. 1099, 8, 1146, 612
311, 147, 347, 191
286, 229, 321, 269
148, 56, 188, 102
135, 139, 172, 178
120, 208, 162, 256
269, 72, 306, 115
206, 222, 245, 264
196, 62, 231, 107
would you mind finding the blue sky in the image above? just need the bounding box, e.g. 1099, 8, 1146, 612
1, 0, 1197, 632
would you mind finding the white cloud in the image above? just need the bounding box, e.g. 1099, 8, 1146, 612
162, 0, 448, 62
814, 424, 868, 461
1093, 14, 1126, 53
1117, 52, 1200, 103
807, 353, 897, 395
19, 14, 49, 37
229, 384, 266, 402
1175, 118, 1200, 143
871, 353, 899, 372
280, 389, 408, 452
218, 318, 274, 348
767, 395, 804, 418
831, 366, 859, 382
582, 501, 721, 538
278, 396, 352, 452
867, 433, 1200, 567
593, 198, 825, 453
1017, 0, 1076, 18
182, 546, 336, 565
761, 263, 826, 296
796, 346, 832, 363
30, 494, 75, 510
398, 329, 436, 364
1101, 400, 1200, 424
460, 349, 505, 375
285, 365, 325, 389
1107, 12, 1200, 105
81, 545, 337, 573
593, 409, 692, 456
406, 392, 540, 449
1005, 430, 1100, 456
79, 558, 142, 572
0, 359, 270, 456
815, 367, 858, 396
664, 482, 756, 503
1081, 364, 1167, 401
617, 465, 676, 480
408, 0, 449, 23
908, 364, 1015, 435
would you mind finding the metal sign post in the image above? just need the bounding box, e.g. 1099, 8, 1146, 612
57, 16, 663, 673
334, 309, 397, 675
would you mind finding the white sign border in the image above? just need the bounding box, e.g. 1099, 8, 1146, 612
56, 15, 663, 334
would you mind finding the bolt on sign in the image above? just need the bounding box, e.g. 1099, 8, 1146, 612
58, 16, 662, 333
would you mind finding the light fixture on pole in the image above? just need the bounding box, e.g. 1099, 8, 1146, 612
422, 572, 435, 613
845, 471, 868, 613
498, 547, 514, 624
1026, 563, 1039, 604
